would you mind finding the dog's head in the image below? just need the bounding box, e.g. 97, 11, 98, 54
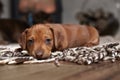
19, 24, 67, 59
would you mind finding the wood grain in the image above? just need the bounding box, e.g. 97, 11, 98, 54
0, 61, 120, 80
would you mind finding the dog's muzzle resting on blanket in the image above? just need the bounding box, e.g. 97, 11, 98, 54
19, 24, 99, 59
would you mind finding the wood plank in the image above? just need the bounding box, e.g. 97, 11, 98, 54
0, 62, 92, 80
0, 63, 55, 80
15, 64, 92, 80
0, 61, 120, 80
62, 61, 120, 80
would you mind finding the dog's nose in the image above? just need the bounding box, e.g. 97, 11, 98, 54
35, 50, 43, 58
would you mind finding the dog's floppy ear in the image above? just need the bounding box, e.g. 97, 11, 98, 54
49, 25, 68, 50
18, 29, 28, 50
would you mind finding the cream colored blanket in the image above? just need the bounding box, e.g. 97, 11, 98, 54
0, 36, 119, 66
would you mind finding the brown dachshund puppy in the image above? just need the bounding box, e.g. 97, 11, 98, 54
19, 24, 99, 59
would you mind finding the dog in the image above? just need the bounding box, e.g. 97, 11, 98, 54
76, 9, 119, 36
19, 24, 99, 59
0, 19, 29, 44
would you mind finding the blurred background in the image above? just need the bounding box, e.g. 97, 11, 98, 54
0, 0, 120, 44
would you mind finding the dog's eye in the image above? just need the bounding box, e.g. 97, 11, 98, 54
45, 39, 51, 45
28, 39, 34, 45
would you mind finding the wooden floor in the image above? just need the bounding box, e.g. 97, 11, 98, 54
0, 61, 120, 80
0, 36, 120, 80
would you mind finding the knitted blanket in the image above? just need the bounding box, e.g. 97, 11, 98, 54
0, 36, 119, 66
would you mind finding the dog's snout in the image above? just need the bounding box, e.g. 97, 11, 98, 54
35, 50, 43, 58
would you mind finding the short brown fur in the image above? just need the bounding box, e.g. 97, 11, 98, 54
19, 24, 99, 59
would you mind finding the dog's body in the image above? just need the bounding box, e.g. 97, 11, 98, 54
19, 24, 99, 59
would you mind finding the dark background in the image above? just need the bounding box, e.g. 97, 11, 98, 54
0, 0, 120, 39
